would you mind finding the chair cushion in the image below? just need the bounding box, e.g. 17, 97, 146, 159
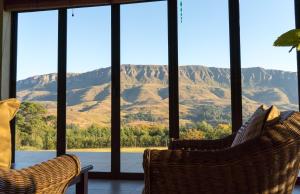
231, 105, 280, 147
0, 99, 20, 169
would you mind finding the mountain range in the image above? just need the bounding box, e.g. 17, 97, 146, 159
16, 65, 298, 128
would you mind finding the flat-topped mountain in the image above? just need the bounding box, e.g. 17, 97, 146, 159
17, 65, 298, 127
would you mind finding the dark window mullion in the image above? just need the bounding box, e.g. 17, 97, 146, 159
10, 12, 18, 164
228, 0, 242, 132
295, 0, 300, 186
295, 0, 300, 111
57, 9, 67, 156
168, 0, 179, 139
111, 4, 121, 177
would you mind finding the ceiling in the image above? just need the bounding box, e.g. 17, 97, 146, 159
4, 0, 163, 12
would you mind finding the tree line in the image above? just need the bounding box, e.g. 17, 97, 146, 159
16, 102, 231, 150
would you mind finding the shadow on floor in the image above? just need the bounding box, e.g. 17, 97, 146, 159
67, 180, 144, 194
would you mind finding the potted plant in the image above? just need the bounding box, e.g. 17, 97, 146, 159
274, 29, 300, 52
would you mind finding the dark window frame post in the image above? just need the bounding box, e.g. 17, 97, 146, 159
293, 0, 299, 184
295, 0, 300, 111
168, 0, 179, 139
57, 9, 67, 156
111, 4, 121, 177
10, 12, 18, 164
228, 0, 242, 132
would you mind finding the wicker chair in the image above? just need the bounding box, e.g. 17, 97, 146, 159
143, 111, 300, 194
0, 154, 81, 194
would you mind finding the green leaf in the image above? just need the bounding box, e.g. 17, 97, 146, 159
274, 29, 300, 49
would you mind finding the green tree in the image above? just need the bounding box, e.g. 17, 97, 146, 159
16, 102, 56, 150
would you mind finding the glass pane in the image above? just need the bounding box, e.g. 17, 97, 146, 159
178, 0, 232, 140
240, 0, 298, 120
121, 2, 168, 173
66, 6, 111, 172
16, 11, 58, 167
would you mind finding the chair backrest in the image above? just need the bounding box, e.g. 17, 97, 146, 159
255, 111, 300, 194
262, 111, 300, 144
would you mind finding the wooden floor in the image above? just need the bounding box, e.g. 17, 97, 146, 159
293, 186, 300, 194
66, 180, 300, 194
67, 180, 144, 194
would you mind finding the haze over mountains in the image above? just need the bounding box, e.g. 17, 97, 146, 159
17, 65, 298, 127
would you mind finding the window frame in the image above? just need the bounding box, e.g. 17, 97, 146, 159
9, 0, 300, 180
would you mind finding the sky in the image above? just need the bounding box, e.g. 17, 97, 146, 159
17, 0, 297, 80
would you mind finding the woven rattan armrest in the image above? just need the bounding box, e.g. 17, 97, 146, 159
0, 154, 81, 194
169, 133, 236, 151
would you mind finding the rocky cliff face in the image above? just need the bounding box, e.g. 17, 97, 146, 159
16, 65, 298, 126
17, 65, 298, 103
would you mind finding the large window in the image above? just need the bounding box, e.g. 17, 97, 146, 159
16, 11, 58, 165
240, 0, 298, 120
66, 7, 111, 172
178, 0, 231, 140
120, 1, 168, 173
11, 0, 300, 178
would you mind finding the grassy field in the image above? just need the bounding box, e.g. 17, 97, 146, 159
69, 147, 167, 152
18, 147, 167, 153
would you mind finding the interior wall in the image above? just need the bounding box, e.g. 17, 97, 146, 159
0, 1, 11, 100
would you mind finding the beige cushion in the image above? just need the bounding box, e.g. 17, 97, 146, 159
265, 106, 281, 126
231, 105, 280, 147
0, 99, 20, 169
231, 105, 266, 147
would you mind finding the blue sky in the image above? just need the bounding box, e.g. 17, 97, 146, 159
17, 0, 297, 80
